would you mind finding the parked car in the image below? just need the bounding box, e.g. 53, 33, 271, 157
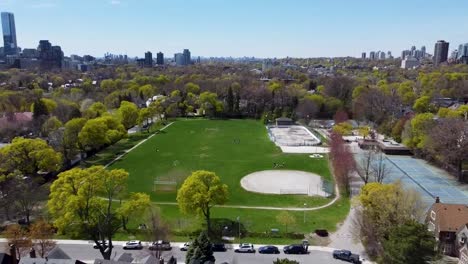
211, 243, 227, 252
179, 242, 190, 251
93, 240, 114, 249
149, 240, 172, 251
332, 249, 361, 264
283, 244, 307, 254
234, 243, 255, 253
258, 245, 280, 254
123, 240, 143, 250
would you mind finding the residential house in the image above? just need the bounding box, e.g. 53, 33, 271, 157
19, 246, 86, 264
426, 197, 468, 256
458, 224, 468, 264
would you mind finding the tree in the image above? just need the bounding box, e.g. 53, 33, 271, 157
48, 166, 145, 260
137, 108, 153, 129
0, 137, 62, 178
354, 182, 425, 258
329, 132, 356, 193
63, 118, 87, 162
29, 220, 57, 258
177, 170, 228, 235
83, 102, 107, 119
371, 151, 391, 183
276, 211, 296, 233
32, 98, 49, 120
145, 206, 170, 259
358, 149, 375, 184
118, 101, 139, 129
226, 86, 234, 115
199, 92, 223, 118
425, 118, 468, 182
41, 116, 63, 137
381, 221, 437, 264
412, 96, 434, 113
402, 113, 435, 149
117, 192, 151, 230
273, 259, 299, 264
186, 232, 215, 264
78, 118, 109, 151
3, 224, 32, 259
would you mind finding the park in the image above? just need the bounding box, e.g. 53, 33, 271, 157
107, 119, 349, 242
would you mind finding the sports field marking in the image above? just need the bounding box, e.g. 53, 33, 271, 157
104, 122, 174, 168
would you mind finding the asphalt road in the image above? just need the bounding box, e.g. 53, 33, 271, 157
1, 242, 356, 264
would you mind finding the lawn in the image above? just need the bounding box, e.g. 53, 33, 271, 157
109, 119, 334, 208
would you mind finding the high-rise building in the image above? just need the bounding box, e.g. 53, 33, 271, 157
369, 51, 376, 60
37, 40, 63, 70
156, 52, 164, 65
457, 43, 468, 64
380, 52, 386, 60
174, 53, 184, 66
433, 40, 449, 66
144, 51, 153, 67
1, 12, 18, 56
183, 49, 191, 65
361, 52, 366, 59
421, 46, 426, 58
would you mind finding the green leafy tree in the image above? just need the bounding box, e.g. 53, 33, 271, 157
0, 137, 62, 178
199, 92, 223, 118
63, 118, 87, 161
412, 96, 434, 113
185, 82, 201, 95
186, 232, 215, 264
276, 211, 296, 232
41, 116, 63, 137
117, 192, 151, 230
32, 98, 49, 120
380, 221, 437, 264
83, 102, 107, 119
118, 101, 139, 129
48, 166, 144, 260
78, 118, 109, 151
402, 113, 435, 149
177, 170, 228, 235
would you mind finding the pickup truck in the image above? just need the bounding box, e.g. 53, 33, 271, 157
332, 249, 361, 264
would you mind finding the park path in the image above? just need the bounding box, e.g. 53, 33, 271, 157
154, 181, 339, 211
104, 122, 174, 168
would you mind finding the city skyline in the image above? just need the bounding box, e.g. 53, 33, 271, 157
1, 0, 468, 58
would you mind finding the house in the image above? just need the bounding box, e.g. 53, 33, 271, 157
426, 197, 468, 256
19, 246, 86, 264
460, 246, 468, 264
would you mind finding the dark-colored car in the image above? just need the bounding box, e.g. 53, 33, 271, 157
283, 244, 308, 254
211, 243, 227, 252
149, 240, 172, 251
258, 245, 280, 254
332, 249, 361, 264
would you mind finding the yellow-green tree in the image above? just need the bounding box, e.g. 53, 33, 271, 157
117, 192, 151, 230
118, 101, 139, 129
48, 166, 145, 260
276, 211, 296, 232
0, 137, 62, 178
176, 170, 228, 235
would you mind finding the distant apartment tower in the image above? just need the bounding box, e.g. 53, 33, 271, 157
183, 49, 191, 65
1, 12, 18, 56
156, 52, 164, 65
37, 40, 63, 70
433, 40, 449, 66
369, 51, 376, 60
144, 51, 153, 67
174, 53, 184, 66
361, 52, 366, 59
421, 46, 426, 58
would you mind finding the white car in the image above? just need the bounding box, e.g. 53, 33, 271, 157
123, 240, 143, 250
180, 242, 191, 251
234, 243, 255, 253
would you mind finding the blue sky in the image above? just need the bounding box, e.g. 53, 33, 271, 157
1, 0, 467, 58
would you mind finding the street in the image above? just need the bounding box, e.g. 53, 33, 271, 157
0, 241, 367, 264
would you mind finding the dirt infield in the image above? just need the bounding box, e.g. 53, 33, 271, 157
240, 170, 329, 197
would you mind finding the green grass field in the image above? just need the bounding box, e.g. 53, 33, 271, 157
109, 119, 334, 208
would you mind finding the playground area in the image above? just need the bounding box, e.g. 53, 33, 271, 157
241, 170, 332, 197
267, 125, 321, 147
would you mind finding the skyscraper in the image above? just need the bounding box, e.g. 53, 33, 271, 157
183, 49, 191, 65
433, 40, 449, 66
156, 52, 164, 65
1, 12, 18, 56
361, 52, 366, 59
144, 51, 153, 67
174, 53, 184, 66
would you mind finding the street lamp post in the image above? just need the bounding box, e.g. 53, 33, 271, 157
236, 216, 240, 243
303, 203, 307, 223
